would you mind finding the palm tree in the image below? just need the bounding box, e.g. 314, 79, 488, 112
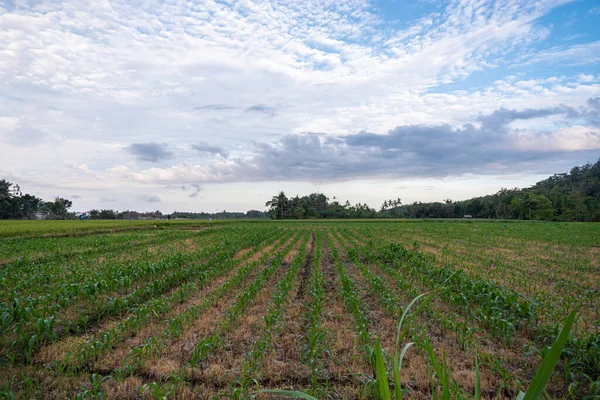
522, 193, 537, 220
265, 191, 289, 219
381, 200, 388, 211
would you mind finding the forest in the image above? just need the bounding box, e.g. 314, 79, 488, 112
264, 159, 600, 221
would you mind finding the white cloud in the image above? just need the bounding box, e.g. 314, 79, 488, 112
524, 41, 600, 66
1, 0, 599, 211
515, 126, 600, 151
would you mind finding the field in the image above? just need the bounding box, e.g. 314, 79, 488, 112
0, 220, 598, 399
0, 220, 221, 239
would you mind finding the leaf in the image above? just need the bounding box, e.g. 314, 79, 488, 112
393, 354, 402, 400
441, 351, 450, 400
393, 342, 414, 400
395, 276, 455, 349
396, 293, 428, 348
259, 390, 319, 400
375, 338, 392, 400
522, 306, 579, 400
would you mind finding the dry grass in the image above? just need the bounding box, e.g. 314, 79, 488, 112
260, 234, 316, 386
5, 223, 595, 399
319, 243, 371, 390
143, 241, 297, 379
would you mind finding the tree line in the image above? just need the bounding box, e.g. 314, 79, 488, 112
265, 192, 379, 219
265, 158, 600, 221
0, 180, 73, 219
397, 159, 600, 221
0, 180, 269, 220
171, 210, 268, 219
2, 158, 599, 221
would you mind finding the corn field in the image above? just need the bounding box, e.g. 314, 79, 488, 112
0, 221, 598, 399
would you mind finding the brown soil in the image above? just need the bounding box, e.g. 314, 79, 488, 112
145, 251, 291, 380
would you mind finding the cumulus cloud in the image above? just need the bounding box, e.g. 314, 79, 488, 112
114, 100, 600, 184
126, 143, 173, 163
140, 194, 161, 203
1, 0, 600, 210
191, 142, 229, 158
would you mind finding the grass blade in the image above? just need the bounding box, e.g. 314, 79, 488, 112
393, 354, 401, 400
441, 351, 450, 400
522, 306, 579, 400
393, 342, 414, 400
396, 293, 428, 348
375, 338, 392, 400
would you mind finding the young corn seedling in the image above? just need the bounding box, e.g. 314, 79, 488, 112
260, 294, 580, 400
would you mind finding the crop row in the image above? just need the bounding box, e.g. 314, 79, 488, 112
301, 230, 328, 396
111, 231, 303, 380
232, 233, 311, 397
0, 228, 213, 268
55, 227, 288, 372
1, 226, 281, 365
342, 226, 600, 397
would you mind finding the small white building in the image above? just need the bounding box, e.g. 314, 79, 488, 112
34, 211, 50, 220
463, 214, 473, 219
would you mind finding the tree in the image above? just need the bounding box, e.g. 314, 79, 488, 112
18, 194, 43, 219
0, 180, 45, 219
531, 194, 554, 220
259, 159, 600, 221
521, 192, 536, 220
99, 209, 117, 219
494, 188, 515, 219
265, 191, 289, 219
246, 210, 266, 219
0, 179, 22, 219
511, 197, 524, 219
381, 200, 388, 212
48, 197, 73, 218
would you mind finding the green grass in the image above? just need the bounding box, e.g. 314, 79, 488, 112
0, 220, 598, 399
0, 219, 219, 238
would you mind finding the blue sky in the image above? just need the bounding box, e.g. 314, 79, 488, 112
0, 0, 599, 212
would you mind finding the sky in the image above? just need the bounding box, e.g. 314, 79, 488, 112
1, 0, 599, 213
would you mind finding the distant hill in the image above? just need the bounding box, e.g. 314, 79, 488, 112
396, 158, 600, 221
263, 158, 600, 221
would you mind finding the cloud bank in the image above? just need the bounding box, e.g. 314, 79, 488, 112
1, 0, 599, 211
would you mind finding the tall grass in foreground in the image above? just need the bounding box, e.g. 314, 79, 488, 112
262, 292, 580, 400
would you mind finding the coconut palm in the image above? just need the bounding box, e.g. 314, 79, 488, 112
265, 191, 289, 219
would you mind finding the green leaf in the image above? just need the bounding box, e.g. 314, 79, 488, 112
441, 351, 450, 400
396, 293, 428, 348
393, 354, 402, 400
522, 306, 579, 400
393, 342, 413, 400
395, 276, 455, 349
259, 390, 319, 400
375, 338, 392, 400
